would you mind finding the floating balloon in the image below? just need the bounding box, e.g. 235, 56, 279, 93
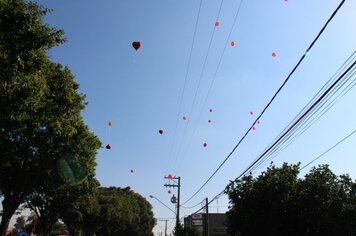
168, 190, 172, 194
203, 143, 207, 148
272, 52, 277, 57
250, 111, 253, 115
253, 127, 256, 131
108, 121, 112, 126
106, 144, 111, 149
208, 120, 212, 123
209, 108, 213, 112
130, 169, 134, 173
215, 21, 220, 26
182, 116, 187, 121
168, 174, 173, 179
257, 120, 260, 124
159, 130, 164, 135
231, 41, 235, 47
132, 41, 141, 51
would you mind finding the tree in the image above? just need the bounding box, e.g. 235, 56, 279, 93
225, 163, 356, 236
60, 180, 101, 236
24, 121, 100, 236
174, 224, 201, 236
94, 187, 156, 236
0, 1, 100, 235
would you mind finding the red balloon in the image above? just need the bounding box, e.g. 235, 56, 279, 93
105, 144, 111, 149
215, 21, 220, 26
231, 41, 235, 47
253, 127, 256, 131
250, 111, 253, 115
130, 169, 134, 173
168, 174, 173, 179
108, 121, 112, 126
132, 41, 141, 51
208, 120, 212, 123
182, 116, 187, 121
209, 108, 213, 112
168, 190, 172, 194
203, 143, 207, 148
272, 52, 277, 57
159, 129, 164, 135
257, 120, 260, 124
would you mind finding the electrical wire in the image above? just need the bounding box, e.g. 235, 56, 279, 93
181, 0, 346, 206
248, 52, 356, 174
172, 0, 225, 174
189, 128, 356, 216
176, 0, 245, 175
181, 198, 205, 209
301, 129, 356, 171
187, 61, 355, 216
236, 59, 356, 181
249, 57, 356, 174
165, 0, 204, 174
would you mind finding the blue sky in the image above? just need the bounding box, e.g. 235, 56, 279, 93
28, 0, 356, 234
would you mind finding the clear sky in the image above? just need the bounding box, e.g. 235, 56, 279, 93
27, 0, 356, 234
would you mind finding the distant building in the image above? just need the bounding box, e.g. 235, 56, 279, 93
184, 213, 228, 236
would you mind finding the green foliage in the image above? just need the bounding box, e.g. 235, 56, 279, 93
0, 0, 64, 79
60, 179, 101, 235
226, 163, 356, 236
174, 224, 201, 236
0, 0, 101, 235
94, 187, 156, 236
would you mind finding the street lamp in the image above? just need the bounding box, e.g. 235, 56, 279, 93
149, 195, 176, 216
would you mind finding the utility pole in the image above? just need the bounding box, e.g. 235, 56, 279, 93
164, 175, 181, 231
205, 198, 209, 236
159, 220, 168, 236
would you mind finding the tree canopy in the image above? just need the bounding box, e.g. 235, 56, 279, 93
174, 224, 201, 236
0, 0, 101, 234
225, 163, 356, 236
94, 187, 156, 236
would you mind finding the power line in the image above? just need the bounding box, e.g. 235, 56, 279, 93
182, 0, 346, 206
188, 60, 356, 215
176, 0, 245, 176
190, 129, 356, 216
248, 52, 356, 174
181, 199, 205, 209
165, 0, 204, 174
172, 0, 225, 174
236, 57, 356, 181
191, 126, 356, 216
301, 129, 356, 170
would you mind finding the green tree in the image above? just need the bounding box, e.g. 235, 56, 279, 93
24, 120, 100, 236
0, 1, 100, 235
94, 187, 156, 236
226, 163, 356, 236
25, 162, 99, 236
174, 224, 201, 236
60, 181, 101, 236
